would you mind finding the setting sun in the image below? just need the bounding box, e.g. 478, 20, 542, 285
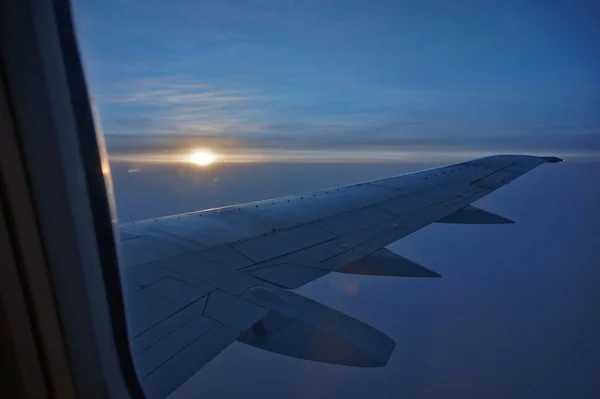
188, 150, 216, 166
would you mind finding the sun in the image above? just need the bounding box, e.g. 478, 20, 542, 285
188, 150, 216, 166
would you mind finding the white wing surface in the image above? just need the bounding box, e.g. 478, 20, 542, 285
118, 154, 562, 398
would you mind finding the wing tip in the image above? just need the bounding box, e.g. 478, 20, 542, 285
540, 156, 563, 163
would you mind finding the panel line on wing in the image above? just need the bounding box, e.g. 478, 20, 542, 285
471, 162, 516, 182
319, 207, 451, 268
141, 324, 221, 379
135, 314, 217, 376
132, 296, 210, 354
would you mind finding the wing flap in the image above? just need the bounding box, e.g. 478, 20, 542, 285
130, 285, 271, 398
203, 289, 268, 331
142, 324, 238, 399
134, 314, 217, 377
132, 296, 209, 355
251, 263, 329, 289
126, 277, 212, 336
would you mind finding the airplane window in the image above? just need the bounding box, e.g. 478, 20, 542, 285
64, 0, 600, 398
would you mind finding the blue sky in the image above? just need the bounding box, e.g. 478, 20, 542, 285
70, 3, 600, 397
73, 0, 600, 160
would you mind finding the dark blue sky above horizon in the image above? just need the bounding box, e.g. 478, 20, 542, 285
73, 0, 600, 161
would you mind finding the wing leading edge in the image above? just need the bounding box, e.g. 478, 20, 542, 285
119, 154, 562, 398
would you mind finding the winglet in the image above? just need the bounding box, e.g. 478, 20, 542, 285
540, 156, 563, 163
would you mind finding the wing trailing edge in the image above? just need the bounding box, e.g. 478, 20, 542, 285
436, 204, 514, 224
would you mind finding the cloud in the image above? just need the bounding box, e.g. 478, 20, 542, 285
98, 80, 260, 107
105, 129, 600, 166
92, 75, 600, 165
93, 76, 271, 136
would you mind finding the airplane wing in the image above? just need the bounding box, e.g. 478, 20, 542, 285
118, 154, 562, 398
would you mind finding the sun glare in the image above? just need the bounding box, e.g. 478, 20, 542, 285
188, 150, 216, 166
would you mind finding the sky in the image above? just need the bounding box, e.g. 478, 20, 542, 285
70, 1, 600, 398
73, 0, 600, 163
109, 158, 600, 399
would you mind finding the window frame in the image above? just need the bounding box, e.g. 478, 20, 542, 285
0, 0, 144, 397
